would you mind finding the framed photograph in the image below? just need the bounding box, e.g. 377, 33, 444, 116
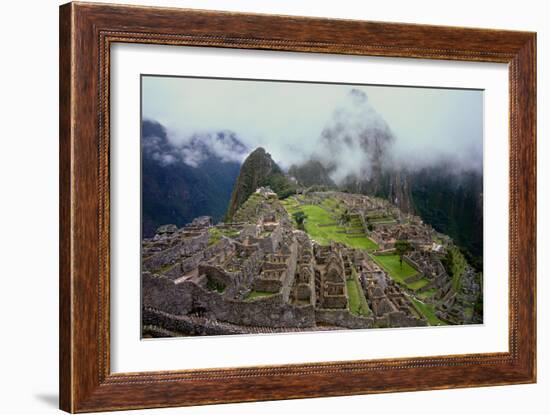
59, 2, 536, 412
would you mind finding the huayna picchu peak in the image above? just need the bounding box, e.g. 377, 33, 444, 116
225, 147, 296, 220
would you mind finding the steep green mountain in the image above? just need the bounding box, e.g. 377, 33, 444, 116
141, 120, 245, 237
409, 166, 483, 270
225, 147, 296, 220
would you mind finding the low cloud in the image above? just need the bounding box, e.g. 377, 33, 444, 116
142, 120, 248, 168
142, 76, 483, 176
314, 89, 395, 184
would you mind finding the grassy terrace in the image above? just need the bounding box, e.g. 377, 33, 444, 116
371, 254, 432, 291
371, 254, 446, 325
416, 287, 437, 300
281, 198, 301, 214
282, 200, 378, 251
409, 297, 446, 326
245, 290, 275, 301
408, 279, 430, 291
321, 198, 344, 214
208, 227, 241, 245
371, 254, 417, 282
347, 270, 371, 317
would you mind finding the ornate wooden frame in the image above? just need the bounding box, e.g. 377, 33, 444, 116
59, 2, 536, 412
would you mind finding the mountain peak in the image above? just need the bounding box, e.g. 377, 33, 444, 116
225, 147, 293, 220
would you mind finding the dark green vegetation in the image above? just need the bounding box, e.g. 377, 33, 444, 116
206, 277, 226, 293
292, 211, 307, 230
442, 246, 468, 291
410, 167, 483, 271
141, 120, 243, 237
225, 147, 296, 220
394, 240, 413, 268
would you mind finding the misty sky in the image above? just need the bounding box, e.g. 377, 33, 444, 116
142, 76, 483, 175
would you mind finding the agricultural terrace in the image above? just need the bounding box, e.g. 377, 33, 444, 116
409, 296, 446, 326
371, 254, 430, 291
281, 197, 378, 251
346, 268, 371, 317
371, 254, 417, 282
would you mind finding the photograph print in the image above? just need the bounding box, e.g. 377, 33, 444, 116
141, 75, 484, 338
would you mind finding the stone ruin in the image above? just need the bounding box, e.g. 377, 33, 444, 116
142, 189, 481, 337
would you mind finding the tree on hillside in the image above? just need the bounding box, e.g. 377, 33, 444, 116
340, 209, 351, 226
366, 218, 374, 232
292, 211, 308, 231
394, 240, 413, 269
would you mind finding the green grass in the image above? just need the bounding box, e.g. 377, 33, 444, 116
281, 197, 301, 212
410, 297, 446, 326
416, 288, 437, 300
321, 198, 344, 213
245, 290, 275, 300
371, 254, 434, 292
408, 279, 430, 291
208, 227, 240, 245
346, 271, 371, 317
287, 204, 378, 251
371, 254, 418, 283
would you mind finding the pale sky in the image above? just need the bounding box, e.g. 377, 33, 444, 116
142, 75, 483, 174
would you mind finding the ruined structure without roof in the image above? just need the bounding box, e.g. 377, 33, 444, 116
142, 189, 482, 337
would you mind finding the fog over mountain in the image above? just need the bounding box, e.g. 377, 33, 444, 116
142, 76, 483, 178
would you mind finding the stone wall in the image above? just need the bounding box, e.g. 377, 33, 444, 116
155, 277, 315, 328
249, 223, 283, 253
161, 238, 233, 280
142, 232, 209, 271
388, 311, 427, 327
198, 264, 235, 294
295, 284, 312, 300
253, 278, 282, 293
143, 308, 245, 336
142, 273, 193, 315
315, 309, 374, 329
237, 248, 264, 292
321, 294, 348, 309
280, 240, 298, 302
